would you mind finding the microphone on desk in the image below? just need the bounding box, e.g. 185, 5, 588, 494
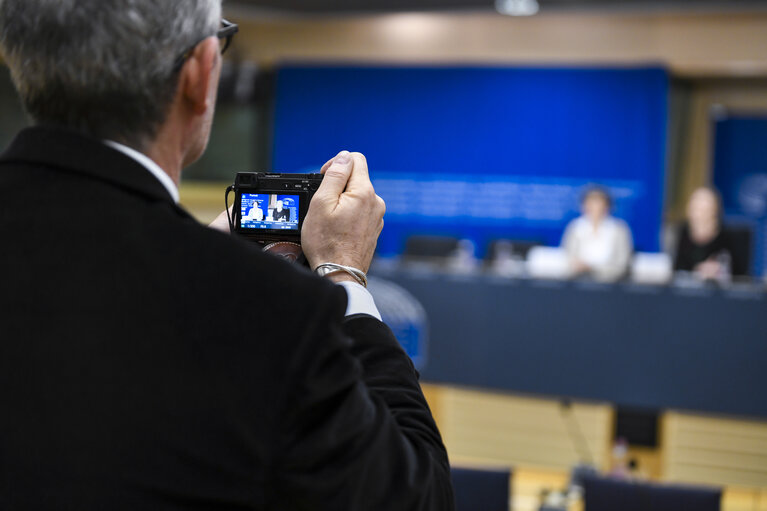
559, 399, 599, 491
537, 400, 600, 511
560, 399, 594, 465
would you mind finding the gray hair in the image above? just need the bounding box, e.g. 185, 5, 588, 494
0, 0, 221, 149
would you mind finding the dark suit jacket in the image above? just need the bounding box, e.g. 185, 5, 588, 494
0, 126, 453, 510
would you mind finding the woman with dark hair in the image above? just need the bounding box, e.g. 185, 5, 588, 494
561, 186, 634, 282
673, 186, 742, 280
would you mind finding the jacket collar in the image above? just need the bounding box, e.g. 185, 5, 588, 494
0, 125, 176, 205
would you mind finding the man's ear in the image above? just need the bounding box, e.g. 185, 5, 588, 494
179, 37, 219, 116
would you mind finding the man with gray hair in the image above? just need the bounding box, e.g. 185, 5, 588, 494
0, 1, 454, 509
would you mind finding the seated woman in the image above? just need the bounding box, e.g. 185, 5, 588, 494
673, 186, 745, 280
246, 203, 264, 222
561, 186, 634, 282
271, 200, 291, 222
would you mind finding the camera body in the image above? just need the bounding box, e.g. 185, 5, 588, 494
231, 172, 323, 247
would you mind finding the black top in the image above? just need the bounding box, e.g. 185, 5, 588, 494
272, 207, 290, 222
0, 126, 453, 510
673, 222, 749, 276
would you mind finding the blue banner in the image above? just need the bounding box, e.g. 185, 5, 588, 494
713, 116, 767, 277
273, 65, 669, 256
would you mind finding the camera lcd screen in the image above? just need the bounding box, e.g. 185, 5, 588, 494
240, 193, 299, 231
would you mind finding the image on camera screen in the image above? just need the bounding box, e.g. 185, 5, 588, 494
240, 193, 299, 231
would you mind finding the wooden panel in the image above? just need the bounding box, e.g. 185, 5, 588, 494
626, 446, 663, 480
179, 182, 230, 225
664, 411, 767, 489
426, 387, 767, 510
722, 487, 767, 511
227, 10, 767, 78
425, 385, 613, 472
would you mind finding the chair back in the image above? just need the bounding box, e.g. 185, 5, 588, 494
583, 476, 721, 511
450, 466, 511, 511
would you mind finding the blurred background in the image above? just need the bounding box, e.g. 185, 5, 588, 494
2, 1, 766, 509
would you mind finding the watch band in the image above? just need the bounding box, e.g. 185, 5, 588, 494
315, 263, 368, 288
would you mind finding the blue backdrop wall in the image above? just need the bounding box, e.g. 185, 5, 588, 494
272, 65, 669, 257
713, 116, 767, 277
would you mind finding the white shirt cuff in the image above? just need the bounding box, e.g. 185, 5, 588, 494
337, 281, 382, 321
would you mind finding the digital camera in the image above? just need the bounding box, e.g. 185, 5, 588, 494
228, 172, 323, 248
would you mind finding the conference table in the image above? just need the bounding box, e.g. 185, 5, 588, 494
372, 267, 767, 419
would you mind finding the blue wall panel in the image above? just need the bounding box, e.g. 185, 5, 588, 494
273, 65, 669, 256
713, 116, 767, 277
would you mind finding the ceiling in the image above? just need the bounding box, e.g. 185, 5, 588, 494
228, 0, 767, 14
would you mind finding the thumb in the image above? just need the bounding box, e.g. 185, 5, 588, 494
314, 151, 353, 204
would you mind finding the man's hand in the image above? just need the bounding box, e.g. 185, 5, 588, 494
208, 206, 232, 233
571, 259, 591, 275
302, 151, 386, 276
